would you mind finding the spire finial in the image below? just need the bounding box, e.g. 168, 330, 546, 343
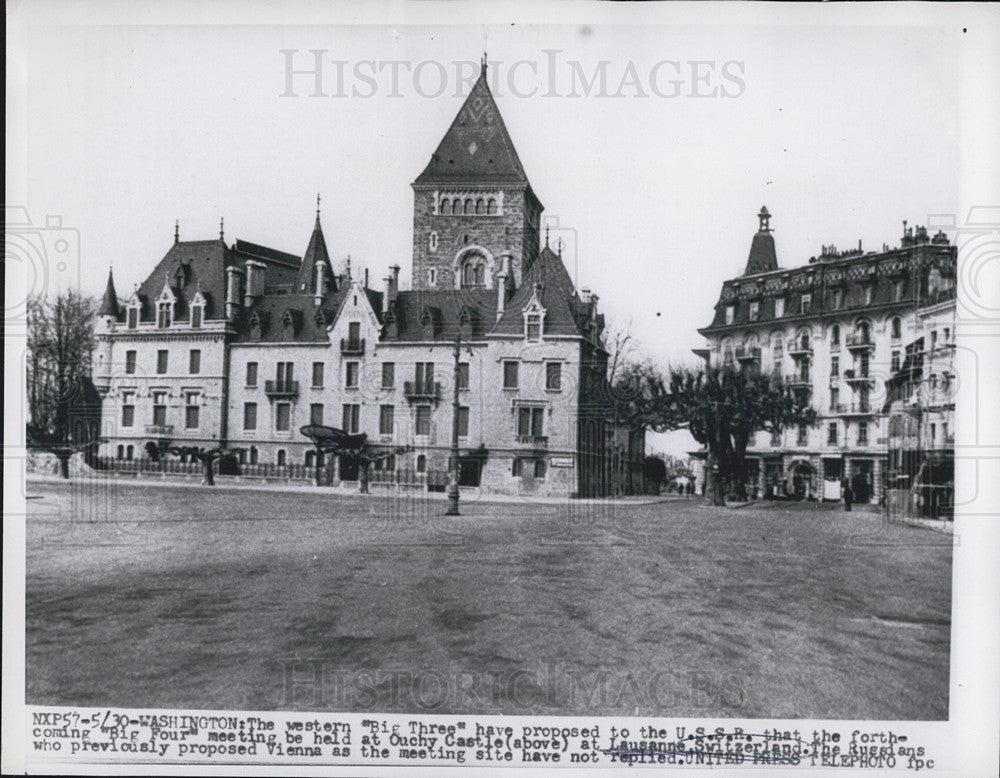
481, 51, 487, 75
556, 236, 564, 257
219, 217, 225, 241
545, 224, 550, 248
174, 220, 179, 244
757, 205, 771, 233
316, 192, 321, 221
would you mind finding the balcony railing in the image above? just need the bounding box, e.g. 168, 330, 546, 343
340, 338, 365, 356
840, 403, 876, 417
787, 340, 812, 356
145, 424, 173, 436
735, 347, 761, 362
784, 374, 811, 388
844, 369, 874, 385
264, 380, 299, 398
403, 380, 441, 402
516, 434, 548, 447
846, 334, 875, 351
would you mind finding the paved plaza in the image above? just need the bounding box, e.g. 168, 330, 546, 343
25, 480, 952, 719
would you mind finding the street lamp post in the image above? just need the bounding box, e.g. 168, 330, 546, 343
445, 333, 462, 515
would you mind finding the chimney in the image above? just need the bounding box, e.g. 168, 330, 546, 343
314, 261, 326, 306
384, 264, 400, 314
590, 293, 599, 321
364, 268, 369, 288
225, 265, 244, 321
244, 260, 265, 307
496, 256, 510, 321
581, 287, 591, 304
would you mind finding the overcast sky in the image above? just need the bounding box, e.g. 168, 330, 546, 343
9, 3, 992, 456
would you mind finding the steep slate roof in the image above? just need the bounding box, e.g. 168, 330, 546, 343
293, 214, 335, 295
235, 290, 347, 343
744, 231, 778, 276
493, 244, 590, 337
414, 64, 531, 187
97, 268, 119, 317
386, 288, 498, 341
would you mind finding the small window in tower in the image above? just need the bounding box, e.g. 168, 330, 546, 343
464, 199, 474, 215
452, 198, 461, 214
429, 231, 438, 252
440, 198, 451, 215
428, 268, 437, 286
487, 198, 498, 215
475, 198, 485, 215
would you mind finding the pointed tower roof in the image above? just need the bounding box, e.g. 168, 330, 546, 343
295, 197, 335, 294
414, 62, 530, 186
743, 206, 778, 276
97, 268, 120, 317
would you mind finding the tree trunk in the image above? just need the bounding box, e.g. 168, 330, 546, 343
314, 449, 323, 486
704, 451, 726, 506
203, 457, 215, 486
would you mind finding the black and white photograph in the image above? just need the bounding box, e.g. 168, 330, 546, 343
5, 1, 999, 775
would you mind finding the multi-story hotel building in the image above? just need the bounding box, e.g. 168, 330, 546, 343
696, 207, 956, 504
92, 63, 642, 497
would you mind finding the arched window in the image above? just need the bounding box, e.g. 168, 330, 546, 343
249, 446, 258, 465
891, 316, 902, 340
452, 198, 461, 214
126, 445, 134, 460
463, 263, 476, 287
474, 265, 485, 285
440, 198, 451, 215
475, 198, 485, 214
721, 337, 734, 364
857, 320, 871, 341
416, 454, 427, 473
796, 327, 810, 351
117, 444, 124, 460
428, 231, 438, 251
464, 199, 474, 215
487, 198, 498, 215
277, 449, 287, 466
830, 324, 840, 346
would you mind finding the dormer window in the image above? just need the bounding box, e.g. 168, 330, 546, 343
127, 306, 138, 329
800, 293, 811, 314
523, 293, 546, 342
774, 298, 785, 318
725, 305, 735, 325
189, 290, 206, 329
157, 301, 172, 328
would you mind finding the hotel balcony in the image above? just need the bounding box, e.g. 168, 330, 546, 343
735, 346, 761, 363
340, 338, 365, 356
840, 403, 877, 418
264, 380, 299, 398
784, 373, 812, 389
145, 424, 174, 436
516, 435, 549, 448
843, 369, 875, 387
787, 340, 812, 357
846, 334, 875, 352
403, 380, 441, 403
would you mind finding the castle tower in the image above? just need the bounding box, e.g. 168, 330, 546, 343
295, 196, 336, 298
410, 59, 543, 292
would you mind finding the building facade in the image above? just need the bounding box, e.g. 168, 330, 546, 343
696, 208, 956, 504
93, 63, 641, 497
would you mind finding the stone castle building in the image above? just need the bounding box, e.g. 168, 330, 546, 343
696, 207, 956, 504
92, 63, 643, 497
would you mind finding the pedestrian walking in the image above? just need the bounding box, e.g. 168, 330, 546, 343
843, 479, 854, 512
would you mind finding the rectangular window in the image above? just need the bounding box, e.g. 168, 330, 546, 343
415, 405, 431, 436
382, 362, 395, 389
156, 350, 168, 374
345, 361, 359, 389
831, 356, 839, 377
512, 458, 523, 477
518, 407, 544, 437
827, 423, 838, 445
774, 298, 785, 318
379, 405, 395, 435
341, 404, 360, 433
189, 349, 201, 374
125, 350, 136, 374
832, 289, 843, 310
860, 353, 870, 378
310, 403, 324, 426
770, 429, 781, 446
546, 362, 562, 391
891, 351, 901, 372
457, 406, 469, 438
503, 360, 519, 389
534, 459, 547, 479
275, 402, 291, 432
276, 362, 294, 383
185, 393, 200, 429
864, 286, 873, 305
312, 362, 324, 388
526, 314, 542, 341
157, 304, 172, 329
725, 305, 735, 325
830, 387, 839, 411
347, 321, 361, 347
152, 392, 167, 427
800, 293, 811, 314
246, 362, 258, 387
127, 308, 138, 329
749, 301, 759, 321
858, 422, 869, 445
457, 362, 470, 390
415, 362, 434, 387
893, 280, 904, 302
191, 306, 202, 328
121, 392, 134, 427
797, 424, 808, 446
243, 402, 257, 431
929, 423, 936, 444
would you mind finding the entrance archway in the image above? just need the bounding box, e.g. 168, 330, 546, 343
791, 462, 816, 501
